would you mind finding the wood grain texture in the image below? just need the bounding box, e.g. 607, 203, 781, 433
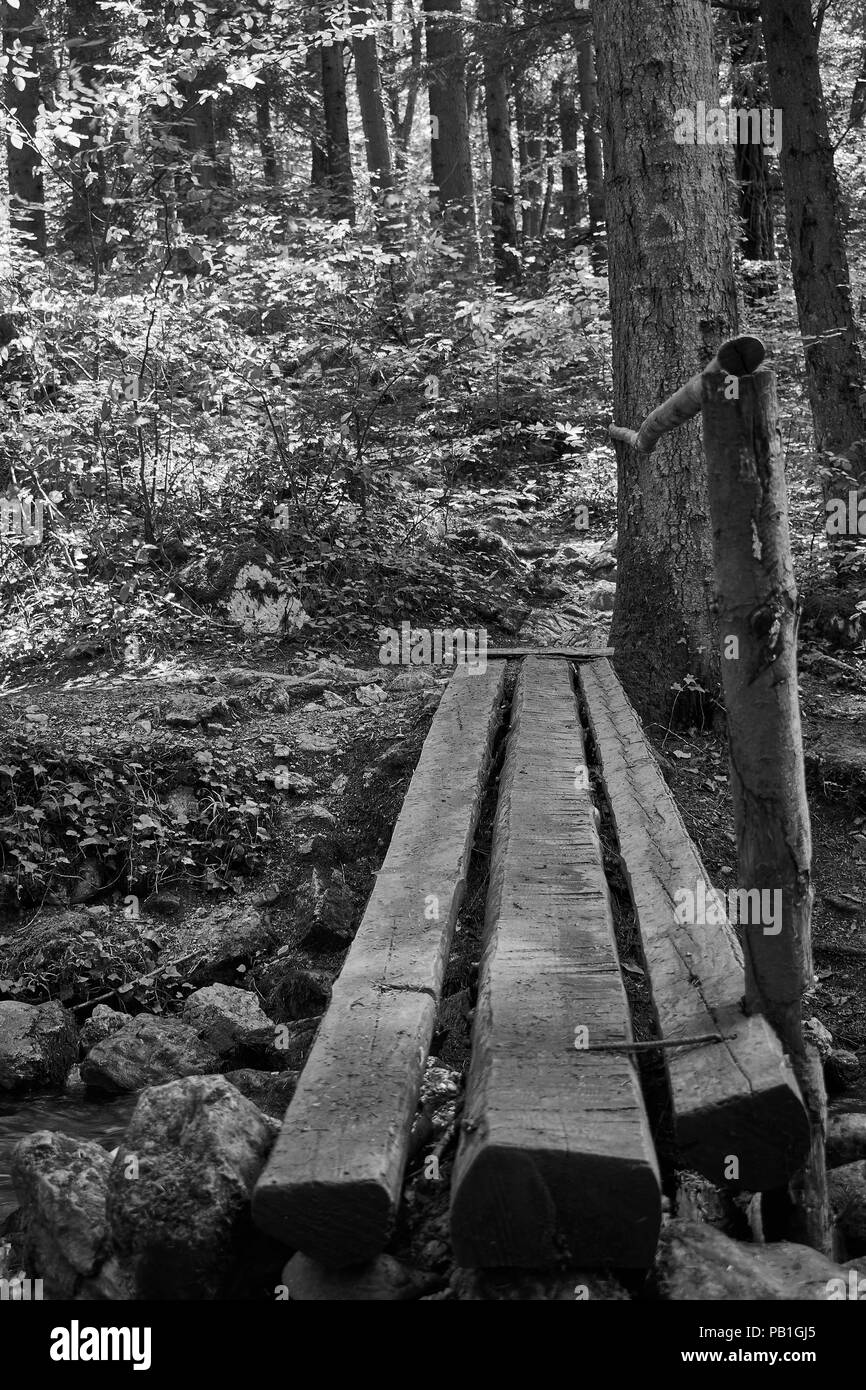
252, 663, 506, 1266
450, 659, 661, 1269
579, 658, 810, 1190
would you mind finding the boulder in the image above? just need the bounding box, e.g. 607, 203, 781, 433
656, 1219, 860, 1299
828, 1112, 866, 1168
106, 1075, 280, 1299
11, 1131, 112, 1298
222, 1068, 298, 1119
79, 1004, 130, 1054
183, 984, 276, 1065
825, 1050, 862, 1095
80, 1015, 222, 1093
0, 1001, 78, 1090
828, 1161, 866, 1255
184, 904, 277, 987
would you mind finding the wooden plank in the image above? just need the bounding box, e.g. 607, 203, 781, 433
450, 659, 662, 1269
252, 663, 507, 1266
485, 645, 614, 659
579, 659, 810, 1191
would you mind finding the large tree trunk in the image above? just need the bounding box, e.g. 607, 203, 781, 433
516, 69, 544, 240
759, 0, 866, 474
728, 12, 774, 261
577, 32, 605, 253
318, 2, 355, 222
174, 64, 234, 232
351, 0, 396, 208
591, 0, 737, 725
423, 0, 476, 248
3, 0, 47, 256
477, 0, 519, 283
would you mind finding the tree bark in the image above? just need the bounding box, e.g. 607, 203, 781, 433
702, 363, 830, 1255
352, 0, 396, 206
255, 81, 280, 186
61, 0, 113, 259
577, 31, 605, 255
591, 0, 737, 725
759, 0, 866, 474
728, 11, 775, 261
557, 72, 581, 246
477, 0, 519, 282
3, 0, 47, 256
517, 68, 544, 240
318, 2, 355, 222
423, 0, 476, 245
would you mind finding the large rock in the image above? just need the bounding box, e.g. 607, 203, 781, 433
11, 1131, 112, 1298
656, 1219, 860, 1299
79, 1004, 130, 1054
280, 1251, 439, 1301
828, 1161, 866, 1255
828, 1112, 866, 1168
222, 1068, 298, 1118
0, 1001, 78, 1090
80, 1015, 222, 1093
184, 904, 277, 986
183, 985, 276, 1065
106, 1075, 280, 1299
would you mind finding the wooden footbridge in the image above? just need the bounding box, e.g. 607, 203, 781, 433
252, 650, 810, 1270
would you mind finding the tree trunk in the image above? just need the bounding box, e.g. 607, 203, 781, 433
850, 2, 866, 127
3, 0, 47, 256
591, 0, 737, 725
61, 0, 112, 260
577, 32, 605, 254
517, 70, 544, 240
759, 0, 866, 474
255, 82, 280, 186
728, 12, 774, 261
351, 0, 396, 206
423, 0, 476, 245
174, 64, 234, 232
478, 0, 519, 283
558, 72, 581, 246
319, 2, 355, 222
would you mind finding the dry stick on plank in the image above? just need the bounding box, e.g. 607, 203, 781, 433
484, 646, 614, 659
579, 658, 810, 1192
450, 659, 661, 1269
702, 363, 831, 1255
609, 334, 765, 453
252, 663, 507, 1267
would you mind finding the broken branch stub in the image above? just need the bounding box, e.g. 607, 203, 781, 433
609, 334, 765, 454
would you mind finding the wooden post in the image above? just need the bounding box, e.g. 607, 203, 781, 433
701, 361, 831, 1254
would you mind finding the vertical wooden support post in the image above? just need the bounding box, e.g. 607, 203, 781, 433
701, 362, 831, 1254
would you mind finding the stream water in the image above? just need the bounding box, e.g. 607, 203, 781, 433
0, 1091, 138, 1225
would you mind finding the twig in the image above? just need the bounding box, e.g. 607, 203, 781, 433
581, 1033, 729, 1052
71, 948, 204, 1012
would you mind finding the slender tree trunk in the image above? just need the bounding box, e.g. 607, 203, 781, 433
319, 2, 355, 222
3, 0, 47, 256
174, 64, 234, 232
850, 3, 866, 126
517, 70, 544, 240
759, 0, 866, 475
558, 72, 581, 246
255, 82, 280, 185
538, 103, 556, 238
729, 12, 774, 261
423, 0, 476, 248
577, 31, 605, 255
61, 0, 112, 260
351, 0, 395, 206
591, 0, 737, 724
478, 0, 519, 282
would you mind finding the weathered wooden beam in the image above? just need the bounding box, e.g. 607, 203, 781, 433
484, 646, 615, 659
450, 659, 662, 1268
579, 658, 810, 1192
252, 663, 507, 1266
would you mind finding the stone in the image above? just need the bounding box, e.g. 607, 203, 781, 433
185, 904, 277, 986
656, 1219, 858, 1299
828, 1112, 866, 1168
79, 1005, 130, 1054
106, 1075, 279, 1299
828, 1161, 866, 1255
0, 1001, 78, 1091
144, 892, 182, 916
183, 984, 276, 1065
11, 1131, 112, 1299
825, 1050, 862, 1095
280, 1251, 439, 1301
80, 1014, 222, 1093
390, 670, 439, 693
804, 1017, 833, 1061
262, 965, 330, 1023
586, 580, 616, 612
